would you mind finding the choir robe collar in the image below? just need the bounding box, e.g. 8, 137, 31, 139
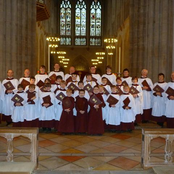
23, 76, 30, 78
102, 84, 107, 87
54, 70, 60, 72
111, 92, 118, 95
117, 84, 122, 87
17, 91, 24, 93
141, 76, 147, 79
39, 73, 46, 75
123, 92, 129, 95
132, 84, 139, 86
123, 76, 129, 78
171, 81, 174, 83
158, 81, 165, 83
60, 88, 66, 91
6, 77, 14, 80
106, 73, 112, 76
44, 90, 51, 92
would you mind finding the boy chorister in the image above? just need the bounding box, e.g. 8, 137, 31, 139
58, 89, 75, 133
84, 73, 97, 88
19, 69, 30, 90
39, 83, 55, 132
52, 75, 62, 94
88, 85, 105, 135
121, 68, 132, 87
35, 65, 49, 88
165, 72, 174, 128
75, 89, 88, 133
101, 77, 111, 94
2, 69, 18, 125
151, 73, 167, 127
54, 80, 67, 130
120, 85, 136, 131
102, 66, 116, 86
23, 84, 39, 127
138, 69, 153, 123
25, 77, 40, 94
131, 77, 143, 125
106, 86, 121, 131
11, 84, 27, 127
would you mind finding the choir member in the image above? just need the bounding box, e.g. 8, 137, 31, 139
11, 84, 27, 127
54, 80, 67, 130
75, 89, 88, 133
58, 89, 75, 133
101, 77, 111, 94
35, 65, 49, 88
88, 85, 105, 135
121, 68, 132, 86
138, 69, 153, 123
49, 63, 64, 83
39, 83, 55, 132
131, 77, 143, 125
84, 73, 97, 87
19, 69, 31, 89
99, 85, 108, 122
83, 66, 101, 85
52, 75, 62, 94
116, 77, 124, 94
151, 73, 167, 127
25, 76, 40, 94
65, 66, 80, 83
67, 73, 79, 87
73, 81, 90, 100
105, 85, 121, 131
165, 72, 174, 128
120, 85, 136, 132
102, 65, 116, 86
23, 84, 39, 127
2, 69, 18, 125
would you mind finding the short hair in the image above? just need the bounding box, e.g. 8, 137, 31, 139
116, 77, 122, 81
18, 84, 24, 89
60, 80, 66, 85
66, 89, 72, 93
79, 89, 85, 93
78, 81, 84, 85
30, 76, 35, 80
132, 76, 138, 81
102, 77, 107, 81
40, 65, 46, 69
123, 68, 129, 72
29, 84, 35, 89
123, 85, 129, 89
71, 73, 77, 76
86, 73, 92, 77
93, 85, 99, 89
106, 65, 112, 70
56, 75, 63, 80
90, 65, 96, 69
44, 78, 51, 83
158, 73, 165, 77
44, 83, 51, 88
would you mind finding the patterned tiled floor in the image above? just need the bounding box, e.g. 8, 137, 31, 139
0, 121, 167, 172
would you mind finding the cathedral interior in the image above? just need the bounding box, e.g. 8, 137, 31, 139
0, 0, 174, 173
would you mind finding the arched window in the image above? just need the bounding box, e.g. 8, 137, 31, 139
90, 0, 102, 46
58, 0, 102, 47
75, 0, 87, 45
60, 0, 72, 45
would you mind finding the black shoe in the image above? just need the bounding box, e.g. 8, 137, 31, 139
6, 122, 12, 126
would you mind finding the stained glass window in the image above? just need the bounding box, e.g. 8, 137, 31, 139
75, 0, 86, 45
90, 0, 102, 46
60, 0, 72, 45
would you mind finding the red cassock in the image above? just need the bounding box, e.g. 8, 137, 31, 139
58, 96, 75, 133
75, 96, 88, 133
88, 93, 105, 135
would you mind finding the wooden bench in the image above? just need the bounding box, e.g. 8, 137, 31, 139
141, 128, 174, 169
0, 127, 38, 174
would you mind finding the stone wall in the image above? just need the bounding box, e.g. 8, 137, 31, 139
0, 0, 36, 80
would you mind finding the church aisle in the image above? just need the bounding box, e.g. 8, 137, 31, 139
0, 122, 165, 172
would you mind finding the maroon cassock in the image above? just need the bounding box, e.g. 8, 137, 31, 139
75, 96, 88, 133
88, 93, 105, 135
58, 96, 75, 133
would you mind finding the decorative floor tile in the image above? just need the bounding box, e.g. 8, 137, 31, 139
108, 157, 140, 170
59, 156, 85, 162
112, 134, 132, 140
55, 163, 85, 170
75, 144, 98, 153
94, 163, 123, 171
103, 144, 128, 153
45, 144, 69, 153
61, 140, 83, 147
39, 140, 57, 148
60, 148, 84, 154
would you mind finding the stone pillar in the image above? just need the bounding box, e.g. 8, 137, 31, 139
0, 0, 36, 80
